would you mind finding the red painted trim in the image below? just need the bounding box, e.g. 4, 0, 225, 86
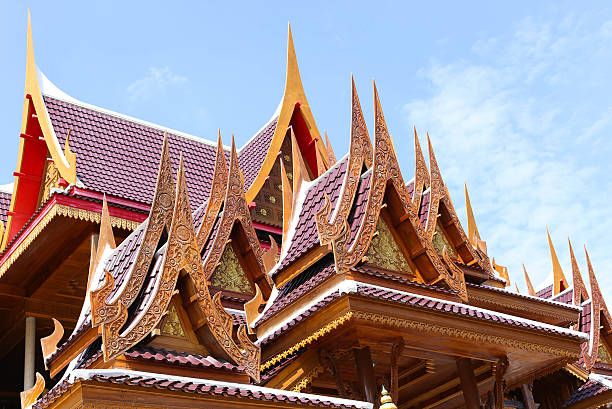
20, 133, 44, 142
0, 193, 147, 268
252, 222, 282, 235
13, 172, 42, 182
70, 187, 151, 212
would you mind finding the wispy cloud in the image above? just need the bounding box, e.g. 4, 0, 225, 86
127, 67, 188, 101
402, 13, 612, 299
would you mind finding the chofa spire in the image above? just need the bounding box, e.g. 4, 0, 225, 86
569, 238, 589, 306
547, 229, 568, 295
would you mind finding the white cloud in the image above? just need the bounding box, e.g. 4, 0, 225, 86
402, 14, 612, 300
127, 67, 188, 101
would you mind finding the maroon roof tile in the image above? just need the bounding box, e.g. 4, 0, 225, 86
43, 96, 277, 210
537, 284, 553, 299
33, 370, 368, 409
125, 346, 244, 372
348, 172, 371, 245
259, 255, 335, 324
274, 157, 348, 275
0, 190, 11, 225
552, 287, 574, 304
580, 301, 592, 333
563, 376, 612, 407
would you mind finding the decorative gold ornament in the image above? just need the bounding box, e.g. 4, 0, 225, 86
366, 219, 412, 274
211, 245, 255, 294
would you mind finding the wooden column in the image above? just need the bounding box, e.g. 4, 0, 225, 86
521, 383, 539, 409
24, 316, 36, 390
456, 357, 481, 409
354, 347, 377, 404
390, 339, 403, 403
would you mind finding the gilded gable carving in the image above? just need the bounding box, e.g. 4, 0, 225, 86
161, 304, 186, 338
211, 245, 255, 295
366, 218, 413, 275
432, 223, 457, 260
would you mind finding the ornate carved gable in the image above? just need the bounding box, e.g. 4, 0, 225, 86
424, 135, 492, 276
91, 133, 174, 328
211, 243, 255, 295
97, 154, 261, 380
319, 80, 467, 301
316, 77, 373, 246
365, 217, 415, 279
583, 247, 612, 370
200, 137, 273, 300
569, 239, 589, 306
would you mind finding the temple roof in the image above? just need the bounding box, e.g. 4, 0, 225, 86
33, 369, 372, 409
563, 373, 612, 407
43, 94, 277, 209
0, 187, 11, 225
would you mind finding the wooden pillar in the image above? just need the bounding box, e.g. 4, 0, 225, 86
390, 339, 403, 403
456, 357, 481, 409
521, 383, 539, 409
24, 316, 36, 390
354, 347, 377, 404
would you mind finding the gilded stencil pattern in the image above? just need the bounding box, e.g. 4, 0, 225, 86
161, 304, 186, 337
42, 159, 60, 202
432, 224, 457, 260
366, 218, 412, 274
211, 245, 254, 294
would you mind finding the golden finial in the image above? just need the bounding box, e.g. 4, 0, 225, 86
87, 195, 116, 292
262, 236, 279, 273
515, 282, 520, 293
492, 258, 510, 287
523, 264, 536, 296
547, 228, 568, 295
380, 385, 398, 409
244, 283, 264, 331
464, 183, 479, 245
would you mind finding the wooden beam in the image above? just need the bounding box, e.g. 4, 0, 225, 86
456, 358, 481, 409
521, 383, 539, 409
390, 338, 403, 403
354, 347, 377, 404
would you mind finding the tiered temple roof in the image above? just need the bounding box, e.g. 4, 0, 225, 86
1, 10, 611, 409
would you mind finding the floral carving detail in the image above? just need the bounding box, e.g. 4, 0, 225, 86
316, 77, 373, 246
196, 131, 228, 250
211, 245, 255, 294
91, 134, 174, 328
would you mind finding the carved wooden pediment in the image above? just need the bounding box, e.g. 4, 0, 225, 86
99, 155, 261, 381
320, 81, 468, 301
91, 133, 174, 328
569, 239, 589, 307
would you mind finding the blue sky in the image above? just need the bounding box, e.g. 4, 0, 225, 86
1, 2, 611, 300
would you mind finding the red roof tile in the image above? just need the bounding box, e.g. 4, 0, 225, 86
537, 284, 553, 299
43, 96, 277, 209
274, 157, 348, 275
0, 190, 10, 225
125, 346, 243, 372
33, 370, 369, 409
563, 376, 612, 407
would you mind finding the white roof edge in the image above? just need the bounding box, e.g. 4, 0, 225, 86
480, 283, 582, 311
38, 69, 232, 149
534, 273, 554, 292
68, 368, 373, 409
0, 183, 14, 194
591, 373, 612, 388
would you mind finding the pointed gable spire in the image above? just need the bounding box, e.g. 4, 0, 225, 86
569, 238, 589, 306
464, 183, 480, 246
245, 23, 325, 202
547, 229, 568, 295
523, 264, 536, 296
492, 257, 510, 287
583, 246, 612, 370
325, 131, 337, 166
92, 132, 174, 328
196, 130, 228, 250
425, 133, 443, 237
24, 10, 76, 185
413, 128, 429, 208
86, 195, 116, 292
316, 76, 373, 245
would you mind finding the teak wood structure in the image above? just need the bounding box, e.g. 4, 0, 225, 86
0, 11, 611, 409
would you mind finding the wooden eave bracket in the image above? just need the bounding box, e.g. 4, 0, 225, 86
20, 372, 44, 409
40, 318, 64, 368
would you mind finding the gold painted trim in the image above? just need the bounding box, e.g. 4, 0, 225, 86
261, 308, 581, 371
24, 11, 76, 183
245, 24, 326, 203
291, 365, 324, 392
0, 203, 139, 278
